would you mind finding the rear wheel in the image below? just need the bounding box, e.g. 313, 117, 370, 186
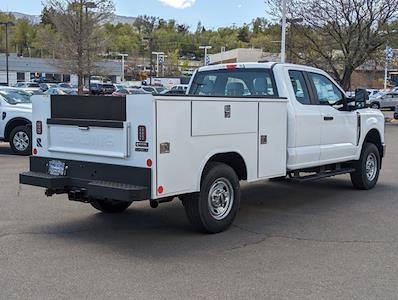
182, 162, 240, 233
9, 125, 32, 156
350, 143, 380, 190
90, 199, 132, 213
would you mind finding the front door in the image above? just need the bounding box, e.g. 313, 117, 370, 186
307, 72, 358, 164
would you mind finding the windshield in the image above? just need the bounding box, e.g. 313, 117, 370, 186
0, 90, 32, 104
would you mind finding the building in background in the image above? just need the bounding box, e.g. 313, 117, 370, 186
209, 48, 281, 65
0, 53, 123, 85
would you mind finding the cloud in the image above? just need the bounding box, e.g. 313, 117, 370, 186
158, 0, 196, 9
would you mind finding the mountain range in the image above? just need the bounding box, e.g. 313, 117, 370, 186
8, 11, 137, 25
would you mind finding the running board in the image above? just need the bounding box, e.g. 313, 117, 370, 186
289, 168, 355, 183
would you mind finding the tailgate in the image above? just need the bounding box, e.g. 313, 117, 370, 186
46, 95, 130, 158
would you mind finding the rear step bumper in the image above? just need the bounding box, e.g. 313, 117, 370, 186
19, 156, 151, 202
20, 172, 148, 202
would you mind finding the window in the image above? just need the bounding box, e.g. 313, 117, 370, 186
289, 70, 311, 105
308, 73, 343, 106
190, 69, 277, 97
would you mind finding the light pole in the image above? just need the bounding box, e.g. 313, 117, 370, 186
152, 51, 164, 77
280, 0, 287, 63
84, 1, 97, 88
199, 46, 212, 66
0, 21, 15, 86
143, 37, 154, 85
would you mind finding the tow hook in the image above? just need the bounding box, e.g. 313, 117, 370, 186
150, 197, 174, 208
68, 189, 89, 203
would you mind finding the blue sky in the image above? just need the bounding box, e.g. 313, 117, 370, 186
0, 0, 269, 29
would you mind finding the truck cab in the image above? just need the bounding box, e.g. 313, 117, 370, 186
20, 62, 385, 233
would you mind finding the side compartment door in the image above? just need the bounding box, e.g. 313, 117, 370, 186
306, 72, 358, 163
258, 101, 287, 178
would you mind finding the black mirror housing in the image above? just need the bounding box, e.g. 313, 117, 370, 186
355, 88, 369, 108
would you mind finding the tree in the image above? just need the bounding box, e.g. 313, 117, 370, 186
45, 0, 114, 93
237, 25, 250, 43
266, 0, 398, 90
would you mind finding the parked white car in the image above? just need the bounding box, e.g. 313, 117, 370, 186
0, 88, 32, 155
14, 82, 42, 93
20, 62, 385, 233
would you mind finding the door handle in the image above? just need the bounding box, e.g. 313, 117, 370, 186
323, 116, 334, 121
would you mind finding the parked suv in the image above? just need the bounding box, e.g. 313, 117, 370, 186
0, 88, 32, 155
368, 92, 398, 110
90, 83, 116, 95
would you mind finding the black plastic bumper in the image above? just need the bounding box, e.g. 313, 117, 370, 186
19, 157, 151, 202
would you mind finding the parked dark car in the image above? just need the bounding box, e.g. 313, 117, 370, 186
90, 83, 116, 95
394, 104, 398, 120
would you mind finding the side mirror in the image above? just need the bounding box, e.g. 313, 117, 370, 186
355, 88, 369, 108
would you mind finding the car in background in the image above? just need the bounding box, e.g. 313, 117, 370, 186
45, 88, 77, 95
170, 84, 188, 92
112, 88, 150, 97
57, 83, 75, 89
367, 89, 380, 98
14, 82, 42, 93
39, 83, 57, 92
114, 84, 128, 91
368, 92, 398, 110
160, 89, 186, 95
0, 88, 33, 155
90, 83, 116, 95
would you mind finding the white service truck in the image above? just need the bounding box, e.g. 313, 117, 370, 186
20, 63, 385, 233
0, 88, 32, 155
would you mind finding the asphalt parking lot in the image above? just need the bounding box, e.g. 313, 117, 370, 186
0, 125, 397, 299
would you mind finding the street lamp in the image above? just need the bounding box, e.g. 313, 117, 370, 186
0, 21, 15, 86
152, 51, 164, 77
199, 46, 212, 66
117, 53, 128, 82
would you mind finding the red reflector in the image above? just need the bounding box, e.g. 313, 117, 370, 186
33, 148, 37, 155
36, 121, 42, 135
138, 125, 146, 141
157, 186, 164, 194
226, 64, 237, 69
146, 159, 152, 167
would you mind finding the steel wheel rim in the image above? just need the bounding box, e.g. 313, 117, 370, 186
365, 153, 377, 181
12, 131, 29, 151
208, 177, 234, 220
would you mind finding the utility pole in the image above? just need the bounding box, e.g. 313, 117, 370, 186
0, 21, 15, 86
199, 46, 212, 66
280, 0, 287, 63
152, 51, 164, 77
118, 53, 128, 82
384, 46, 393, 91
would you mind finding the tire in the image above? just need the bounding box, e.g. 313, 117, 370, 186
9, 125, 32, 156
350, 143, 380, 190
370, 102, 380, 109
90, 199, 132, 213
182, 162, 240, 233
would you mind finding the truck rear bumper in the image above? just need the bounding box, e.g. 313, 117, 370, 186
19, 157, 151, 202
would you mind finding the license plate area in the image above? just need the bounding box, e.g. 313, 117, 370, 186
48, 160, 67, 176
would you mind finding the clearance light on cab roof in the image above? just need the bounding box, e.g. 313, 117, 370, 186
226, 64, 237, 69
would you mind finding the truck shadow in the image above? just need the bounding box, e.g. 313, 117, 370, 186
0, 143, 13, 155
28, 176, 396, 259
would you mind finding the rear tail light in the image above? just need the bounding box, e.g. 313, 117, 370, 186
138, 125, 146, 141
36, 121, 42, 135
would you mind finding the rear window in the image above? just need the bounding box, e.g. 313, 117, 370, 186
189, 68, 278, 97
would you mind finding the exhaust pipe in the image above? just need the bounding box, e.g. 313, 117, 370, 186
150, 197, 174, 208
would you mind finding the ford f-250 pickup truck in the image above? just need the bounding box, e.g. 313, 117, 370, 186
20, 63, 385, 233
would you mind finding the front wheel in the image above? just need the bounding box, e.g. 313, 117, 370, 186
9, 125, 32, 155
370, 102, 380, 109
90, 199, 132, 213
182, 162, 240, 233
350, 143, 380, 190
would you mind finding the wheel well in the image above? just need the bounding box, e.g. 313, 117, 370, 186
364, 129, 383, 158
4, 118, 31, 142
204, 152, 248, 181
